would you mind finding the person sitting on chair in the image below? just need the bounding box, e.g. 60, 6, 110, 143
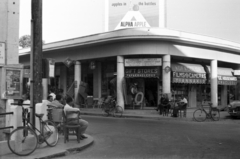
156, 94, 170, 115
49, 95, 64, 109
172, 96, 188, 117
64, 96, 88, 139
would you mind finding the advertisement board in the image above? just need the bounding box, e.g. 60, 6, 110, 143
109, 0, 159, 30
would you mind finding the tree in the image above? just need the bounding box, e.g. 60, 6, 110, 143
19, 35, 45, 48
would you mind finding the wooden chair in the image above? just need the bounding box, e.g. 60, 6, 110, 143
62, 110, 81, 143
178, 103, 187, 117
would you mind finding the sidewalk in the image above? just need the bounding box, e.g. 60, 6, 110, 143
80, 107, 231, 122
0, 134, 94, 159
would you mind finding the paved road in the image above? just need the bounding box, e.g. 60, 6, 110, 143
59, 115, 240, 159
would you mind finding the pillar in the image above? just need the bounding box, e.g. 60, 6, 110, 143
162, 55, 171, 95
211, 60, 218, 107
221, 85, 227, 107
93, 62, 102, 98
60, 65, 67, 93
74, 61, 81, 98
117, 56, 124, 109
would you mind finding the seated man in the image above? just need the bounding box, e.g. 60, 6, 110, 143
172, 96, 188, 117
156, 94, 171, 115
64, 96, 88, 139
48, 95, 64, 109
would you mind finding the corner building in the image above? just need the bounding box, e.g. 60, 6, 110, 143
19, 0, 240, 111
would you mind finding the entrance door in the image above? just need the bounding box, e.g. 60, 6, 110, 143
145, 79, 158, 107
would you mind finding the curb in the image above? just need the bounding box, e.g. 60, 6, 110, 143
35, 136, 94, 159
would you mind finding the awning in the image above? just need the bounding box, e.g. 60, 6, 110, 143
206, 66, 237, 85
171, 63, 207, 84
125, 67, 160, 78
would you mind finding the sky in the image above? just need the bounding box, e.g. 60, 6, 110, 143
19, 0, 240, 44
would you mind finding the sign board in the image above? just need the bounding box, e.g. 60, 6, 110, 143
233, 70, 240, 76
48, 58, 55, 78
125, 58, 162, 67
109, 0, 159, 31
63, 57, 74, 68
125, 67, 160, 78
0, 42, 5, 64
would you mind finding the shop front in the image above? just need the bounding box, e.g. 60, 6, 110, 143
171, 63, 207, 108
124, 58, 162, 109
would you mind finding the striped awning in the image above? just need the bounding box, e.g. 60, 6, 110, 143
171, 63, 207, 84
206, 66, 237, 85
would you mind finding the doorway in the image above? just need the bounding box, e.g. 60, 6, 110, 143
144, 79, 158, 107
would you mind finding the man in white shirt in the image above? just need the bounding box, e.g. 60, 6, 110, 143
64, 96, 88, 139
172, 96, 188, 117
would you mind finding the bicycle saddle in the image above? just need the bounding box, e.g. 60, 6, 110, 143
35, 113, 44, 118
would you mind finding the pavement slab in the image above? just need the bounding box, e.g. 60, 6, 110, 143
0, 134, 94, 159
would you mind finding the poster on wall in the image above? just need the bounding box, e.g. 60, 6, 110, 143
5, 70, 21, 97
109, 0, 159, 30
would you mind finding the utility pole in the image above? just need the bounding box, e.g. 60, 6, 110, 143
30, 0, 43, 127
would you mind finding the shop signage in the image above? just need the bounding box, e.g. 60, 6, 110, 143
173, 72, 206, 79
125, 67, 159, 78
125, 58, 162, 67
89, 61, 96, 70
233, 70, 240, 76
173, 78, 206, 84
217, 75, 237, 85
0, 42, 5, 65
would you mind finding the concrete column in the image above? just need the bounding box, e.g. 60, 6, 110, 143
42, 78, 48, 100
162, 55, 171, 95
159, 0, 166, 28
221, 85, 227, 107
60, 65, 67, 93
93, 62, 102, 98
117, 56, 124, 109
74, 61, 81, 98
211, 60, 218, 107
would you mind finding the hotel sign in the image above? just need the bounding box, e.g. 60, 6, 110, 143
125, 58, 162, 67
125, 67, 160, 78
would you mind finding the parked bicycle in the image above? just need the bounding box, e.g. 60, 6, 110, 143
102, 97, 123, 117
7, 103, 59, 156
193, 102, 220, 122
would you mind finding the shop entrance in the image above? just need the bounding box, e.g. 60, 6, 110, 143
144, 79, 158, 107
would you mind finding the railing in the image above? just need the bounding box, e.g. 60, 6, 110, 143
0, 112, 14, 130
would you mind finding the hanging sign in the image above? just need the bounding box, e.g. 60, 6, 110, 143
63, 57, 74, 68
89, 61, 96, 70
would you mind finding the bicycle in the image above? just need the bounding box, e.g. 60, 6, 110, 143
193, 102, 220, 122
101, 97, 123, 117
7, 103, 59, 156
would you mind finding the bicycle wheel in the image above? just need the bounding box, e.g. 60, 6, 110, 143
113, 106, 123, 117
193, 109, 207, 122
8, 127, 38, 156
210, 109, 220, 121
102, 103, 110, 116
42, 120, 59, 147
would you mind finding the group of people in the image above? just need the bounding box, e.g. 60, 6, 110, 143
156, 94, 188, 117
22, 88, 89, 140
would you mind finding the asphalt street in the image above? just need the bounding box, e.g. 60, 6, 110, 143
58, 115, 240, 159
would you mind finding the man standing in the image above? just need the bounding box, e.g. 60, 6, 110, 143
64, 96, 88, 139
